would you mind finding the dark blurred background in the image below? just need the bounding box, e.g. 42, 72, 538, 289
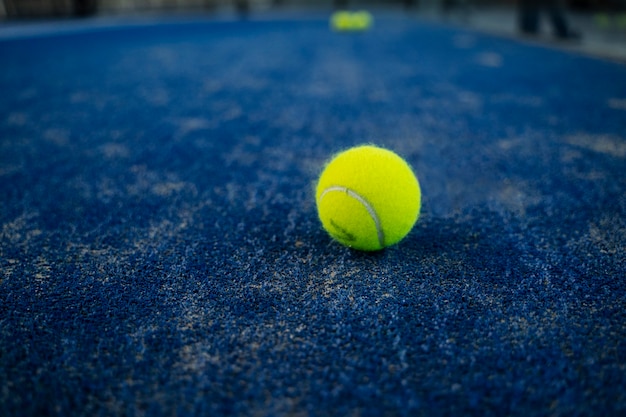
1, 0, 625, 62
1, 0, 625, 19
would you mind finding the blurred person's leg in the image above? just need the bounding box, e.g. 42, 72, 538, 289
547, 0, 580, 39
519, 0, 579, 39
519, 0, 541, 34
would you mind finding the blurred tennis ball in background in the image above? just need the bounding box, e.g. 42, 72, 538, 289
330, 10, 373, 32
351, 10, 373, 30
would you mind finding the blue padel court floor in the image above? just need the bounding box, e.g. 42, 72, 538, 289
1, 11, 625, 416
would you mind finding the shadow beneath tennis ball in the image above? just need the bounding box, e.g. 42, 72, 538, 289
348, 247, 389, 260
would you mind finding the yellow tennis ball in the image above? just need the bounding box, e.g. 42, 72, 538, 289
330, 11, 353, 31
351, 10, 373, 30
330, 10, 373, 32
316, 145, 421, 251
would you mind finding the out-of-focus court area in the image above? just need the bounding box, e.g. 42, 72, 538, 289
2, 1, 626, 62
1, 1, 625, 416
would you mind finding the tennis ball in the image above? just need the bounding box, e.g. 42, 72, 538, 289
330, 11, 353, 31
330, 10, 373, 31
316, 145, 421, 251
351, 10, 373, 30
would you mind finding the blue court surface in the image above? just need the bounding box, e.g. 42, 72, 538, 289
1, 12, 625, 416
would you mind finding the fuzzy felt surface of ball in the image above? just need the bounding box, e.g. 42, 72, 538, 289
316, 145, 421, 251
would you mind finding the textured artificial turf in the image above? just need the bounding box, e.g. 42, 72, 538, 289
1, 14, 625, 416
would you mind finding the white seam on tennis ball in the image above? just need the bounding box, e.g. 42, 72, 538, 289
319, 186, 384, 248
